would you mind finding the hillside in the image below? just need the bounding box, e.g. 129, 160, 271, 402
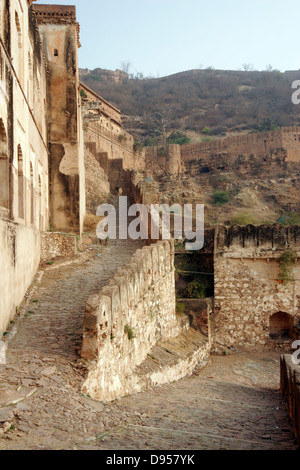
80, 68, 300, 144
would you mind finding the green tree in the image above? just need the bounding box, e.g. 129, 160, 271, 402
212, 190, 229, 205
167, 131, 190, 146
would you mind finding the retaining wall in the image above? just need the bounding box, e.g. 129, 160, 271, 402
281, 354, 300, 446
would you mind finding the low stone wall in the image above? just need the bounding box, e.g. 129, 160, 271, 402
81, 240, 183, 401
281, 354, 300, 446
0, 219, 41, 335
41, 232, 78, 261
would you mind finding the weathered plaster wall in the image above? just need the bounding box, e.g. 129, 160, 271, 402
77, 101, 86, 234
0, 0, 49, 334
81, 240, 182, 401
213, 225, 300, 350
0, 218, 40, 334
0, 1, 49, 229
35, 4, 85, 234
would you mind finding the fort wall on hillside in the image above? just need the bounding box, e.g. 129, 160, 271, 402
180, 127, 300, 162
144, 127, 300, 179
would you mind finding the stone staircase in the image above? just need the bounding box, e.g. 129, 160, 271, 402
85, 141, 132, 195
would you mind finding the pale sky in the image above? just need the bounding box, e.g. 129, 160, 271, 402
36, 0, 300, 77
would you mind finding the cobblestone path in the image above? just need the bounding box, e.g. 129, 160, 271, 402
98, 352, 297, 451
0, 238, 297, 450
8, 237, 145, 361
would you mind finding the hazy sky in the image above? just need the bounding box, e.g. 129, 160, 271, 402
36, 0, 300, 77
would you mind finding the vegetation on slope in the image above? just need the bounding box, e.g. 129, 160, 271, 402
80, 68, 300, 143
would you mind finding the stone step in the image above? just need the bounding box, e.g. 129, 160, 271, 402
123, 328, 211, 397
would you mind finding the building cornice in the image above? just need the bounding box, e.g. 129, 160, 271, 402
33, 4, 81, 47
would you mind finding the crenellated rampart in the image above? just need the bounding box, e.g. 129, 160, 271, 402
144, 127, 300, 179
214, 224, 300, 256
181, 127, 300, 163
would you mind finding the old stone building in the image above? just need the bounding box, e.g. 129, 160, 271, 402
0, 0, 49, 333
0, 1, 85, 334
81, 82, 145, 198
34, 4, 85, 234
213, 224, 300, 350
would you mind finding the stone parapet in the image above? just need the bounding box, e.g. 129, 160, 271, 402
214, 224, 300, 257
34, 4, 77, 25
81, 240, 183, 401
80, 82, 122, 126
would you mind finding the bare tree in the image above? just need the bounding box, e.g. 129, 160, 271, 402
265, 64, 274, 72
151, 105, 174, 145
242, 63, 254, 71
120, 60, 132, 75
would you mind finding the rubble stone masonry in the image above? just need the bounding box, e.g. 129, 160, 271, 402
213, 225, 300, 350
81, 240, 182, 401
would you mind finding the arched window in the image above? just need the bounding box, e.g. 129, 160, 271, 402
0, 4, 2, 39
35, 78, 41, 129
54, 49, 58, 57
30, 162, 34, 225
0, 118, 8, 209
27, 52, 33, 107
269, 312, 293, 340
0, 52, 4, 82
38, 174, 42, 229
15, 12, 24, 87
17, 145, 24, 219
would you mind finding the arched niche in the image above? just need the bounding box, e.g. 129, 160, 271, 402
0, 119, 9, 209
